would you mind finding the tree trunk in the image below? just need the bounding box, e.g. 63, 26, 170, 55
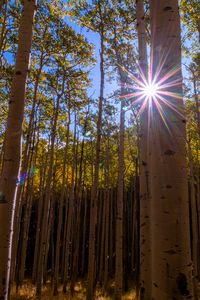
0, 0, 7, 64
86, 22, 104, 300
32, 155, 48, 283
192, 74, 200, 137
115, 85, 125, 299
17, 122, 38, 286
13, 66, 43, 285
0, 1, 36, 298
102, 138, 110, 288
36, 91, 61, 298
63, 113, 77, 293
146, 1, 194, 298
53, 114, 70, 295
188, 138, 199, 298
135, 1, 151, 298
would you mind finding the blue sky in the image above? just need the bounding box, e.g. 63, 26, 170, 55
65, 16, 119, 105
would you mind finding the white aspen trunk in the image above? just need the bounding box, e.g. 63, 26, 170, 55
70, 129, 81, 295
148, 1, 194, 298
115, 97, 125, 300
188, 140, 198, 275
104, 139, 110, 287
86, 25, 104, 300
63, 114, 77, 293
36, 92, 61, 297
99, 190, 105, 283
0, 0, 7, 59
188, 139, 199, 299
192, 74, 200, 138
32, 157, 47, 283
10, 53, 45, 284
109, 189, 114, 275
14, 77, 41, 285
81, 189, 88, 276
135, 1, 151, 298
18, 126, 39, 284
0, 1, 36, 298
53, 118, 70, 295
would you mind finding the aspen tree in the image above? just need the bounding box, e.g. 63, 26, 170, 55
147, 1, 194, 298
0, 1, 36, 298
115, 87, 125, 299
87, 30, 104, 297
63, 112, 77, 293
53, 112, 70, 295
11, 44, 47, 284
86, 3, 105, 298
135, 0, 151, 298
36, 74, 65, 297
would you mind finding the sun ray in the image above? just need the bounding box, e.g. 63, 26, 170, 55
120, 56, 184, 136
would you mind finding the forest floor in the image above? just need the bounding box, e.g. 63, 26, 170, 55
10, 281, 137, 299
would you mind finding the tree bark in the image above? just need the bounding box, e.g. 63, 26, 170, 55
0, 1, 36, 298
115, 83, 125, 300
63, 113, 77, 293
146, 1, 194, 298
11, 52, 44, 284
53, 113, 70, 295
135, 1, 151, 298
36, 89, 61, 297
86, 19, 104, 300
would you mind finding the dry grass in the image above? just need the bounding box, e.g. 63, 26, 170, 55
10, 281, 137, 300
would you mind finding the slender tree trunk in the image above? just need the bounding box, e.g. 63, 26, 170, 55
188, 139, 199, 299
53, 115, 70, 295
115, 81, 125, 299
11, 40, 45, 284
32, 155, 48, 283
86, 23, 104, 300
36, 90, 61, 298
192, 74, 200, 137
104, 188, 110, 287
0, 0, 7, 64
63, 113, 77, 293
135, 0, 151, 299
12, 68, 43, 284
109, 189, 114, 276
96, 189, 104, 283
146, 1, 194, 298
0, 1, 36, 298
103, 138, 110, 288
81, 189, 88, 276
17, 124, 39, 285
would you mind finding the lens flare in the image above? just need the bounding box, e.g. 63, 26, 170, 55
118, 61, 185, 132
143, 82, 159, 98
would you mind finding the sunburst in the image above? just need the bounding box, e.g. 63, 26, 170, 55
119, 61, 185, 132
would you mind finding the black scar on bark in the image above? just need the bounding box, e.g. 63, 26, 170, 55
176, 273, 190, 296
142, 160, 147, 166
153, 282, 158, 288
166, 185, 172, 189
164, 249, 176, 254
141, 287, 145, 294
15, 71, 22, 75
163, 6, 172, 11
0, 192, 6, 204
164, 149, 175, 156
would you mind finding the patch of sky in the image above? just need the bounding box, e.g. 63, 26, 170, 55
65, 16, 119, 103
